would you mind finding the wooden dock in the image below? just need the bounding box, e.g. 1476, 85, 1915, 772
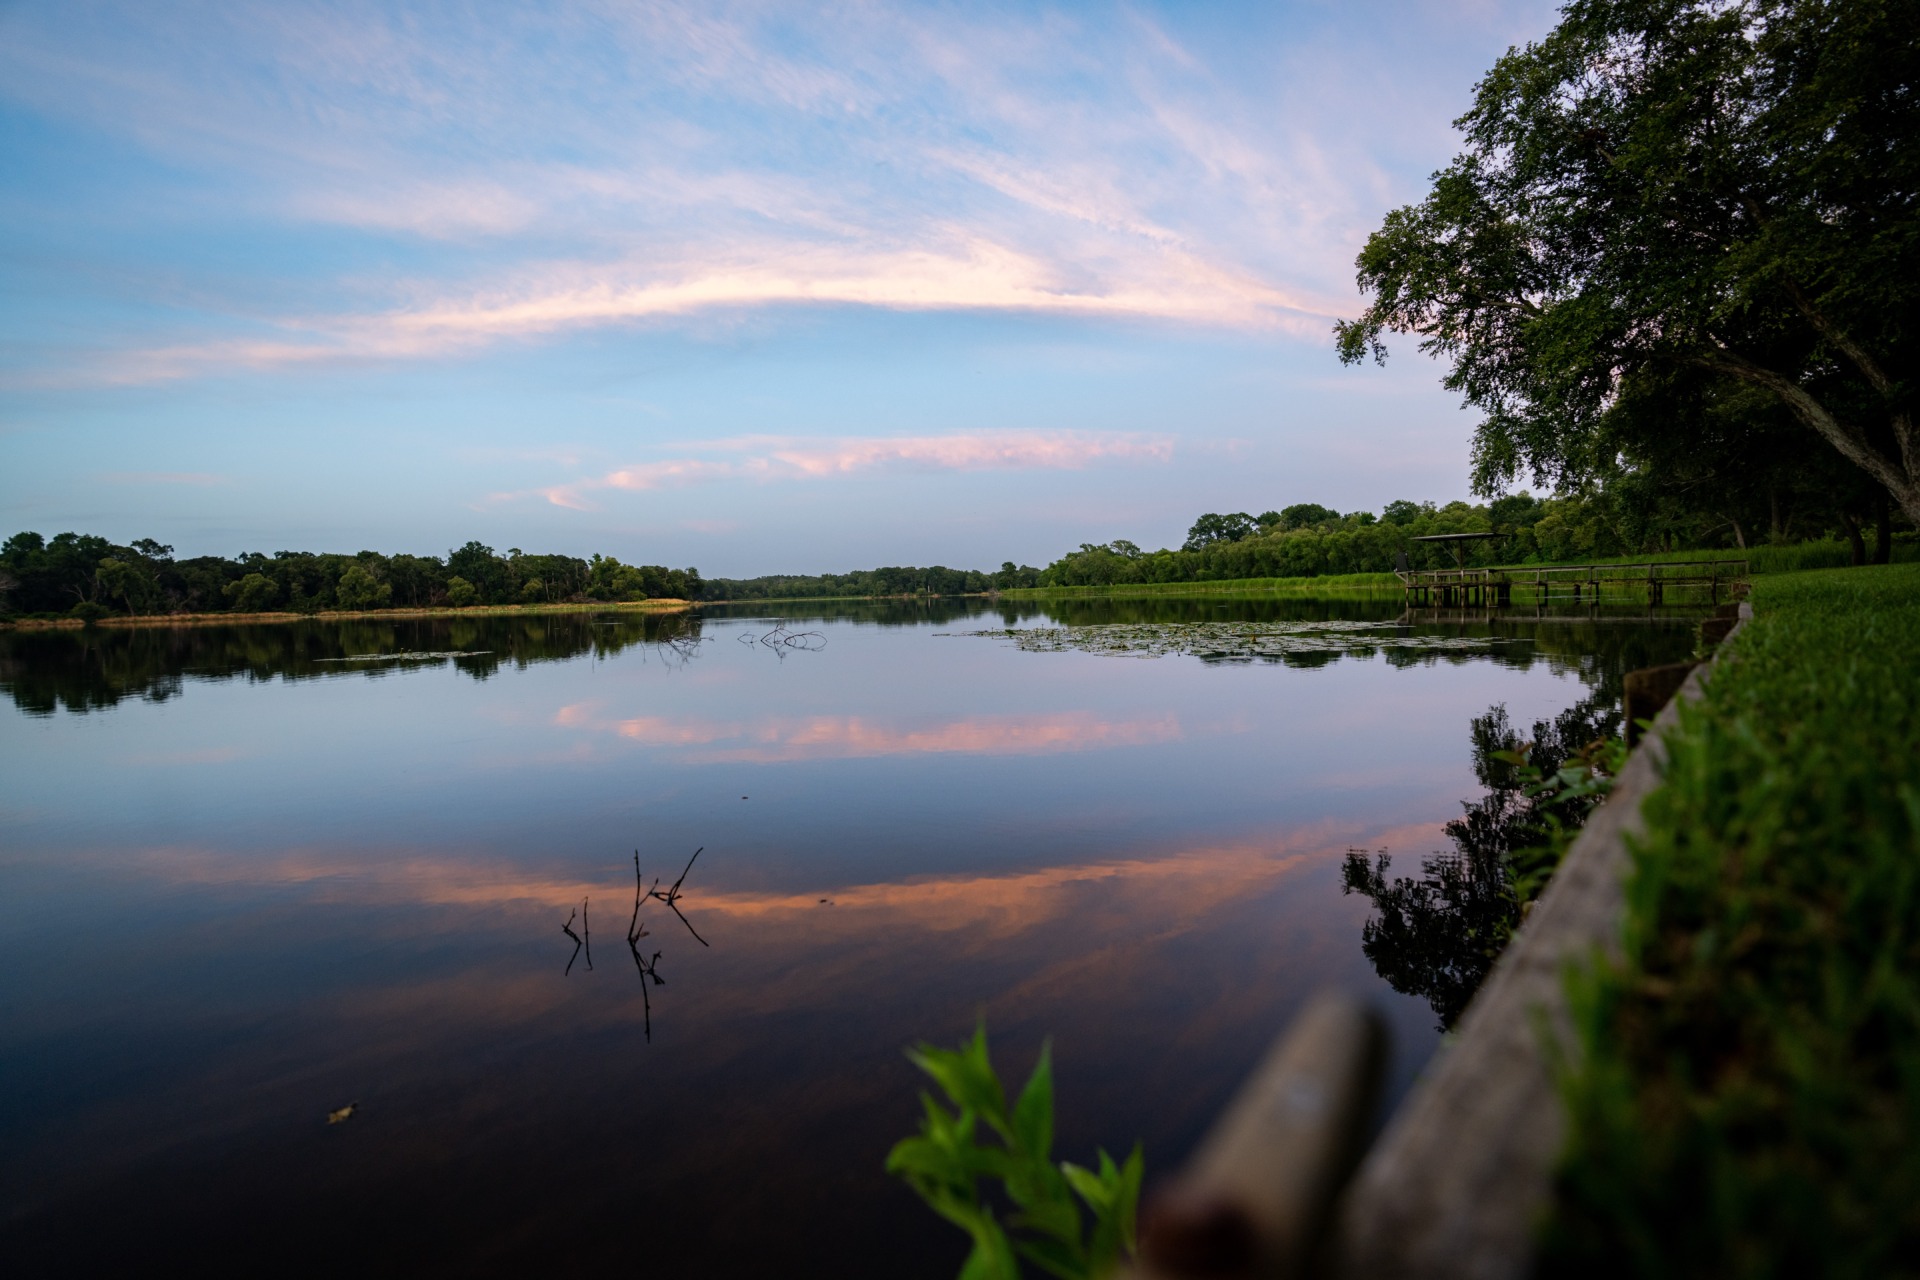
1396, 559, 1747, 607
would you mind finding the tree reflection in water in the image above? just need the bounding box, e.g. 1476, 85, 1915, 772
1342, 696, 1620, 1030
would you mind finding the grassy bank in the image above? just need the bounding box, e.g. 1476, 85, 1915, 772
1, 598, 691, 631
1000, 540, 1916, 601
999, 571, 1401, 599
1545, 563, 1920, 1275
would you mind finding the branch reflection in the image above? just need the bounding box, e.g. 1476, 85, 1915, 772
558, 847, 710, 1042
735, 623, 828, 658
560, 900, 592, 976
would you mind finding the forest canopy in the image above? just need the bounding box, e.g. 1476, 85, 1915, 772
0, 534, 701, 620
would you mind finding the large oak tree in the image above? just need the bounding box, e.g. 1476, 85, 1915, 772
1336, 0, 1920, 523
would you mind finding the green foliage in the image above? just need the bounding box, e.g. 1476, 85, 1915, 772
0, 529, 697, 617
1003, 573, 1401, 600
996, 562, 1044, 591
335, 563, 392, 611
1278, 502, 1340, 529
1036, 488, 1915, 589
1545, 563, 1920, 1276
1336, 0, 1920, 523
1183, 511, 1259, 550
887, 1023, 1143, 1280
444, 575, 478, 607
703, 564, 990, 600
223, 572, 280, 613
586, 554, 702, 602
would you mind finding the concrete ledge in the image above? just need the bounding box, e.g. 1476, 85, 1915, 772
1326, 604, 1750, 1280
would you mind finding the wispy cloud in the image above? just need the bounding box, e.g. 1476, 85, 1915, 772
0, 0, 1426, 384
500, 430, 1173, 509
98, 238, 1327, 383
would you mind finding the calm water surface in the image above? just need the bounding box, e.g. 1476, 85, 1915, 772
0, 597, 1698, 1275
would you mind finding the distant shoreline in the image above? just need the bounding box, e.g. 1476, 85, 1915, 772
1, 598, 693, 631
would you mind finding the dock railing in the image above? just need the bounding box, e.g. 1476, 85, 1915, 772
1395, 558, 1748, 606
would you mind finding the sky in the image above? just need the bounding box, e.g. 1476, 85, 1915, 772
0, 0, 1563, 575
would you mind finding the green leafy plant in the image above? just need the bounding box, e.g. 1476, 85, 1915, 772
886, 1023, 1144, 1280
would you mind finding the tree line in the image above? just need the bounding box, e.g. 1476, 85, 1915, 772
9, 469, 1908, 619
1032, 481, 1908, 589
0, 533, 702, 620
698, 565, 993, 600
0, 529, 1009, 619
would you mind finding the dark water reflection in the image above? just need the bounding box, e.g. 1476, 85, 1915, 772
0, 597, 1700, 1275
3, 597, 1686, 716
1342, 692, 1619, 1031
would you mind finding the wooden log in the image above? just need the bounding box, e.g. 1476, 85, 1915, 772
1130, 994, 1386, 1280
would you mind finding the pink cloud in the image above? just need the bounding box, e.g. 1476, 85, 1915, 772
560, 707, 1183, 762
91, 235, 1334, 385
507, 429, 1173, 509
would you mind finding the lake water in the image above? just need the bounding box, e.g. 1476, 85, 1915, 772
0, 598, 1698, 1275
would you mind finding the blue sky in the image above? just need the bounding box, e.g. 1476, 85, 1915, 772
0, 0, 1560, 575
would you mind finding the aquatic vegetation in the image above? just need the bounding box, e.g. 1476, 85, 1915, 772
950, 620, 1511, 663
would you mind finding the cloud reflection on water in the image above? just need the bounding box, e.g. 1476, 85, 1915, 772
553, 703, 1187, 762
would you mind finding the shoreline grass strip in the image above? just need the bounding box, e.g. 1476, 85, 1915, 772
1545, 563, 1920, 1277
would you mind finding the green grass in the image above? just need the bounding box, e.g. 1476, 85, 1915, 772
999, 571, 1401, 598
999, 539, 1915, 600
1543, 563, 1920, 1278
1743, 538, 1917, 574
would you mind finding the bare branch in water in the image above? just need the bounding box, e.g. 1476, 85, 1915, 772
625, 853, 679, 1039
628, 852, 652, 944
561, 907, 584, 977
627, 944, 664, 1041
648, 846, 709, 945
739, 624, 828, 657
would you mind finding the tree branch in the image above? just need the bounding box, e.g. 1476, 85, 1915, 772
1777, 276, 1899, 401
1692, 346, 1920, 521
